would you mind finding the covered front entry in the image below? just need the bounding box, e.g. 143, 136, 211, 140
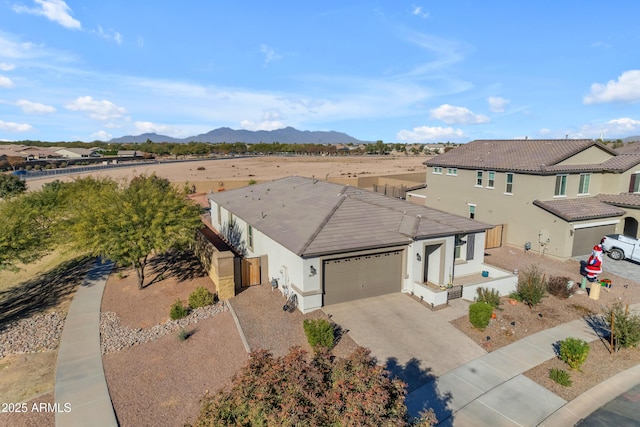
572, 224, 617, 256
323, 249, 403, 306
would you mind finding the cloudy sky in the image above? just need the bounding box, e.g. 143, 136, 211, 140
1, 1, 639, 143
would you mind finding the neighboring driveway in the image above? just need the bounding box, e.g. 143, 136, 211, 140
322, 293, 486, 392
602, 256, 640, 283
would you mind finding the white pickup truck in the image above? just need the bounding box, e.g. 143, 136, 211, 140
601, 234, 640, 262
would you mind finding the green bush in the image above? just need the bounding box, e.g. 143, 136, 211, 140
177, 327, 190, 341
548, 276, 574, 299
476, 287, 501, 309
508, 291, 523, 302
170, 299, 188, 320
517, 265, 547, 307
303, 319, 335, 350
469, 302, 493, 330
559, 337, 590, 370
604, 302, 640, 351
549, 368, 572, 387
189, 287, 215, 309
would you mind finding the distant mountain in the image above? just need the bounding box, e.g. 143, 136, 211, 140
109, 127, 368, 144
623, 135, 640, 143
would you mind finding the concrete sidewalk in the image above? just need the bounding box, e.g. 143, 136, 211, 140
55, 258, 118, 427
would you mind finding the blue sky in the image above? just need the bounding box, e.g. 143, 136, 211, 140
1, 1, 639, 143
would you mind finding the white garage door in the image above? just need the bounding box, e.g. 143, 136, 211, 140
323, 250, 403, 306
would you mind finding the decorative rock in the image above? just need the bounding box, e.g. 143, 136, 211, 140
0, 312, 66, 358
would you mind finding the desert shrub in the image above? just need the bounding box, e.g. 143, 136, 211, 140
194, 347, 414, 426
516, 265, 547, 307
604, 302, 640, 351
559, 337, 590, 370
548, 276, 574, 298
475, 287, 501, 309
303, 318, 335, 350
177, 327, 190, 341
469, 302, 493, 330
248, 179, 257, 185
549, 368, 572, 387
197, 166, 206, 170
170, 299, 188, 320
508, 291, 523, 302
189, 287, 215, 309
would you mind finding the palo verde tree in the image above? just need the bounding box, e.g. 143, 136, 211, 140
64, 175, 203, 288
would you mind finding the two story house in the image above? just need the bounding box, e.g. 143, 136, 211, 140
422, 139, 640, 259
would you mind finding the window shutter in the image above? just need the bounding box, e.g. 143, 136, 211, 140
630, 174, 637, 193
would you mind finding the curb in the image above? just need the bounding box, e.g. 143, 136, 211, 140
226, 299, 251, 353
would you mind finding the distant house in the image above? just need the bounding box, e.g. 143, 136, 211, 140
208, 176, 516, 312
55, 147, 101, 159
117, 150, 137, 157
422, 139, 640, 258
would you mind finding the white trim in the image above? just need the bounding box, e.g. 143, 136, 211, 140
573, 219, 620, 230
408, 193, 426, 199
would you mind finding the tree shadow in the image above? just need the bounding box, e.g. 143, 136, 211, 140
385, 356, 453, 425
146, 249, 208, 286
0, 256, 94, 331
584, 314, 613, 352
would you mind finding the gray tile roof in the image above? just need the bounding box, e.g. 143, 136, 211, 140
596, 193, 640, 209
533, 198, 626, 221
209, 176, 491, 257
424, 139, 633, 174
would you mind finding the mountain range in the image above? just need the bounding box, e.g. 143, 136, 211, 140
109, 127, 370, 144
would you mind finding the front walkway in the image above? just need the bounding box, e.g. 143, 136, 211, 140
55, 259, 117, 427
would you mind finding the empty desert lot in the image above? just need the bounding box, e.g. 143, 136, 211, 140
27, 155, 428, 191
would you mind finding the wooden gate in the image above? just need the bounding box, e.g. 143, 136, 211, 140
485, 224, 505, 249
241, 257, 261, 287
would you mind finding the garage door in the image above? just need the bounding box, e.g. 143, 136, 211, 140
572, 225, 616, 256
323, 250, 403, 306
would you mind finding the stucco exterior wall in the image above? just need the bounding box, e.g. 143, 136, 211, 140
557, 146, 614, 165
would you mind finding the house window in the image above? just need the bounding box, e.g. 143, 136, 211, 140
447, 167, 457, 176
468, 204, 476, 219
476, 171, 483, 186
505, 173, 514, 194
247, 225, 254, 251
433, 167, 442, 174
631, 173, 640, 193
487, 171, 495, 188
454, 235, 466, 260
217, 205, 221, 225
578, 173, 591, 195
555, 175, 567, 196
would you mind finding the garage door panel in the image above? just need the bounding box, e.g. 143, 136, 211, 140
323, 250, 402, 306
572, 225, 616, 256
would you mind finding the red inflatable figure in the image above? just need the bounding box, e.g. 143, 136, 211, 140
584, 244, 603, 282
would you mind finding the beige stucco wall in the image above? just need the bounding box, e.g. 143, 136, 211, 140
557, 145, 614, 165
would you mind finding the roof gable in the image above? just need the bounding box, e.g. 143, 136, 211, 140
209, 176, 490, 257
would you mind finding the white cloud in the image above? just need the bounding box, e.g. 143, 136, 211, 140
92, 26, 123, 45
538, 128, 552, 135
240, 119, 286, 131
134, 121, 179, 136
606, 118, 640, 132
65, 96, 126, 120
584, 70, 640, 104
397, 126, 465, 143
0, 63, 15, 71
13, 0, 81, 30
412, 6, 429, 18
0, 119, 33, 132
429, 104, 489, 124
17, 99, 56, 114
260, 44, 282, 64
0, 75, 14, 88
90, 130, 112, 141
488, 96, 509, 113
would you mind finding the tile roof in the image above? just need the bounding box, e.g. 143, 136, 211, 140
614, 142, 640, 154
208, 176, 491, 257
596, 193, 640, 209
533, 197, 626, 221
424, 139, 630, 174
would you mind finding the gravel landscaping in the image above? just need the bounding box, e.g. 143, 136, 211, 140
0, 312, 65, 359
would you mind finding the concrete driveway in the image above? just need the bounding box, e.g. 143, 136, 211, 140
322, 293, 486, 392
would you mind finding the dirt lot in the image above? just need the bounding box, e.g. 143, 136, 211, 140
27, 155, 428, 192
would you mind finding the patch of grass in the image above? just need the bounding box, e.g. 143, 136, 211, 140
177, 327, 191, 341
570, 304, 595, 316
549, 368, 572, 387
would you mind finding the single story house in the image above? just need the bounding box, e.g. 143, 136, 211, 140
208, 176, 517, 312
